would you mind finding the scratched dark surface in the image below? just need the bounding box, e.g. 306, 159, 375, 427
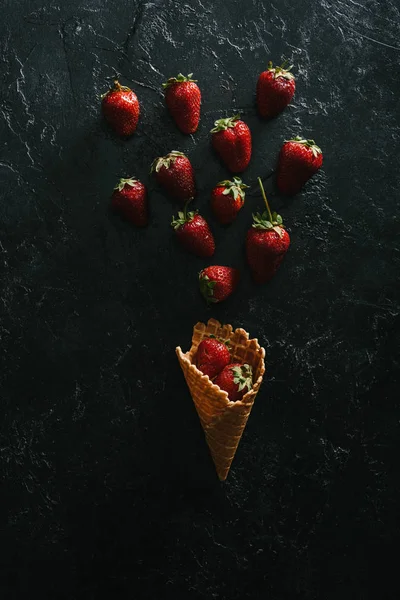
1, 0, 400, 598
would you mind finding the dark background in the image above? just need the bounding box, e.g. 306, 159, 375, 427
1, 0, 399, 598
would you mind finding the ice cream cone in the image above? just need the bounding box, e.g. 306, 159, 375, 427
176, 318, 266, 481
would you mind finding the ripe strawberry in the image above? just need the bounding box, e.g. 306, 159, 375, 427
277, 137, 323, 195
211, 177, 249, 225
101, 80, 140, 137
256, 60, 296, 118
195, 336, 231, 379
151, 151, 196, 203
199, 266, 240, 304
162, 73, 201, 134
111, 177, 148, 226
171, 204, 215, 258
214, 363, 253, 402
211, 115, 252, 173
246, 178, 290, 284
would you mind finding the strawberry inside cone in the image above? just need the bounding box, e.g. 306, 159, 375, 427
195, 336, 231, 379
214, 363, 253, 402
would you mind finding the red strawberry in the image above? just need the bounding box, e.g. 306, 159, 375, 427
111, 177, 148, 227
199, 266, 240, 304
277, 137, 323, 195
195, 336, 231, 379
256, 60, 296, 118
151, 151, 196, 203
211, 115, 252, 173
101, 80, 140, 137
162, 73, 201, 134
246, 178, 290, 284
211, 177, 249, 225
214, 363, 253, 402
171, 204, 215, 258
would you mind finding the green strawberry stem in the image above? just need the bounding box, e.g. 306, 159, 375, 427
101, 78, 126, 99
171, 201, 196, 229
184, 197, 194, 219
183, 200, 190, 221
109, 79, 131, 93
257, 177, 273, 224
208, 334, 230, 348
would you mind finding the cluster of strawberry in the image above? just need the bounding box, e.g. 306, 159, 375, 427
196, 336, 253, 402
101, 63, 323, 304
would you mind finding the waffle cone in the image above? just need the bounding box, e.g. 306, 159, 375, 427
176, 318, 266, 481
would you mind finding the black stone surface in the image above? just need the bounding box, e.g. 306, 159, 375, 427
1, 1, 400, 598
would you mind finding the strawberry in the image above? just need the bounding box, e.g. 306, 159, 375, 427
151, 151, 196, 203
162, 73, 201, 134
101, 80, 140, 137
256, 60, 296, 119
199, 266, 240, 304
246, 178, 290, 284
171, 203, 215, 258
214, 363, 253, 402
211, 177, 249, 225
211, 115, 252, 173
195, 336, 231, 379
111, 177, 148, 227
277, 137, 323, 195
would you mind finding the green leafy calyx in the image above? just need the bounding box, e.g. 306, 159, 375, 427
150, 150, 186, 173
218, 176, 249, 202
199, 273, 218, 304
210, 114, 240, 133
162, 73, 197, 89
252, 210, 283, 231
267, 60, 295, 81
231, 364, 253, 393
114, 177, 138, 192
171, 204, 197, 230
286, 137, 322, 158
